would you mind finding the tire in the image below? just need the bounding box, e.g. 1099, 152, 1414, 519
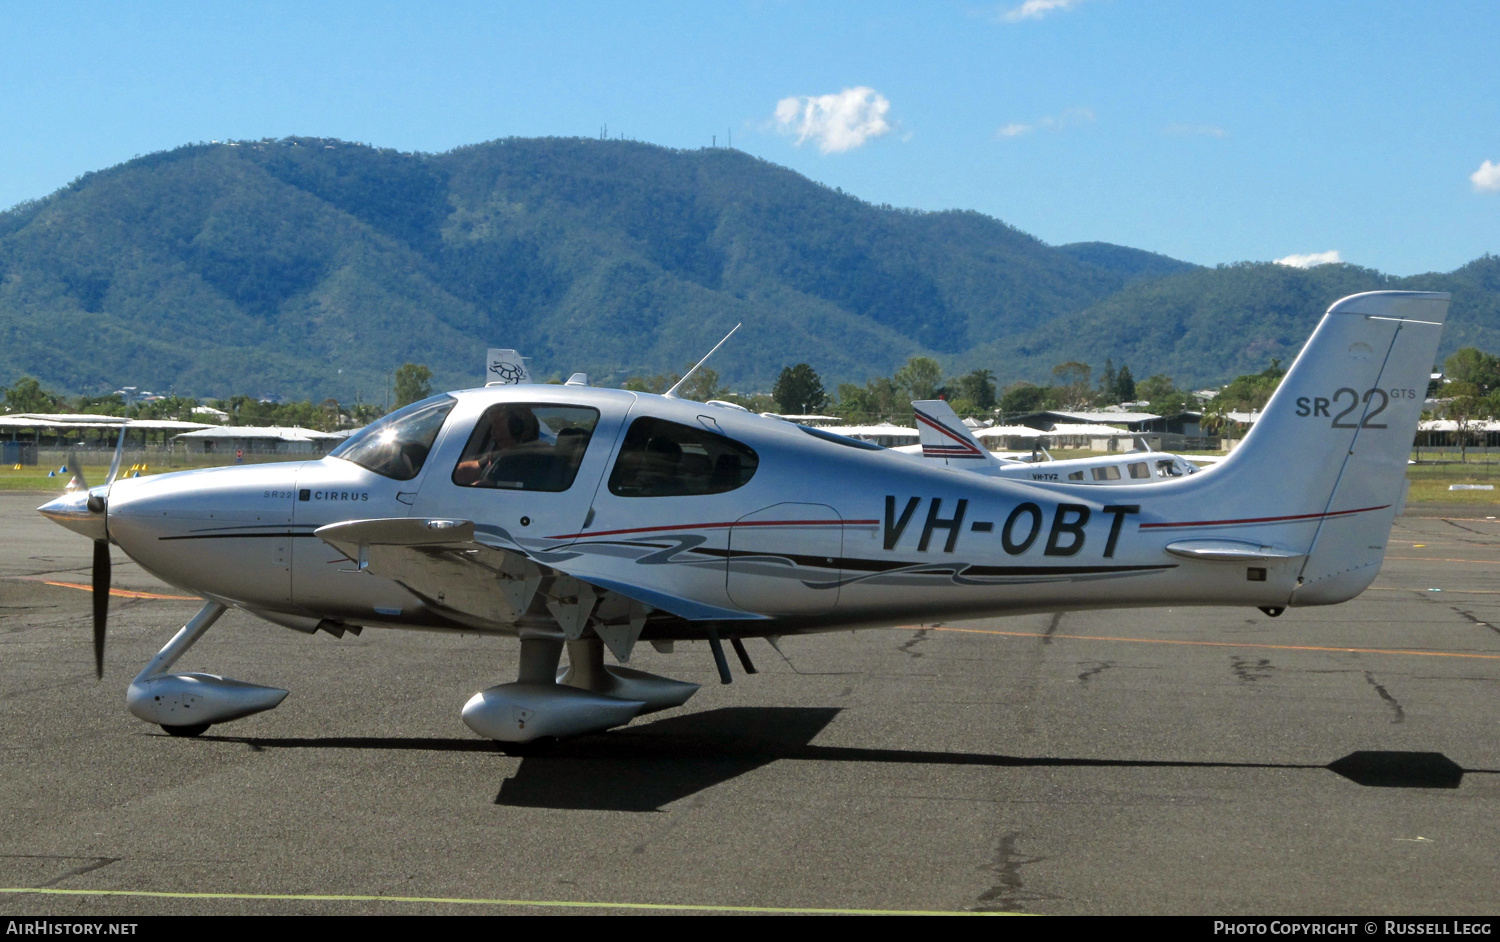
161, 723, 211, 738
497, 736, 557, 757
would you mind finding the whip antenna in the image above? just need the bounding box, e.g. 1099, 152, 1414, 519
664, 324, 741, 400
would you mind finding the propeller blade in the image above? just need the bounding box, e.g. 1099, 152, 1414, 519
92, 414, 124, 675
92, 539, 109, 679
64, 446, 87, 493
106, 418, 129, 486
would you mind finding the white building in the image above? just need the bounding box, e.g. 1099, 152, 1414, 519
832, 423, 919, 448
173, 426, 344, 456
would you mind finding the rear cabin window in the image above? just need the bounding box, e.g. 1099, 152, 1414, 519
1092, 465, 1122, 481
1067, 470, 1085, 481
452, 403, 599, 492
608, 416, 758, 497
1128, 462, 1151, 479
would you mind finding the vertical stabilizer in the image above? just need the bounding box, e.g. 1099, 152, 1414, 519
913, 400, 1012, 471
485, 349, 532, 386
1184, 291, 1448, 605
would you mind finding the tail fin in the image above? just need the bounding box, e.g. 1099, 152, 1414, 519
913, 400, 1014, 471
1189, 291, 1448, 604
485, 349, 532, 386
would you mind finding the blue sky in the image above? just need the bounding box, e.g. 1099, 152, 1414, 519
2, 0, 1496, 275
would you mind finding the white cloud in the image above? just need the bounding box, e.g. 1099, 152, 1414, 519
995, 107, 1094, 139
773, 87, 892, 154
1163, 123, 1228, 138
1275, 250, 1343, 268
1000, 0, 1088, 22
1471, 160, 1500, 193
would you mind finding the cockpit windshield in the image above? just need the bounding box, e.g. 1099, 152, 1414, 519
329, 395, 456, 481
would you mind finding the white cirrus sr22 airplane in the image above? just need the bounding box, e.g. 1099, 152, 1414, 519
39, 291, 1447, 749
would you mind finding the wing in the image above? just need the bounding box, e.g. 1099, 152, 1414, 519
314, 517, 760, 661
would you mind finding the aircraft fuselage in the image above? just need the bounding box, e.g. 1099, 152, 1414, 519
93, 385, 1321, 639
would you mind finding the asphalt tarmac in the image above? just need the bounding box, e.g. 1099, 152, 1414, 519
2, 491, 1498, 916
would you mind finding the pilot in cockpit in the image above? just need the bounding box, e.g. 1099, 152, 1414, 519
453, 404, 541, 486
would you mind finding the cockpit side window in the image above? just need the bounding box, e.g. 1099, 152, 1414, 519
329, 395, 455, 481
608, 416, 758, 497
452, 403, 600, 492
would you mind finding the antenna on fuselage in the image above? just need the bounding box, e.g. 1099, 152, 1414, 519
663, 324, 741, 400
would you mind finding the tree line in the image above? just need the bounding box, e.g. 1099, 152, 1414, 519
772, 358, 1206, 424
619, 356, 1210, 425
13, 344, 1492, 443
1, 354, 1212, 432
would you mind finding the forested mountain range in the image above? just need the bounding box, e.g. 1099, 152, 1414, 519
0, 136, 1494, 401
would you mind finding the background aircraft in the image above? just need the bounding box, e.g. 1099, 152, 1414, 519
908, 399, 1203, 484
38, 291, 1448, 749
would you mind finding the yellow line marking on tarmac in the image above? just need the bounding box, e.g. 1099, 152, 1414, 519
0, 887, 1009, 915
40, 580, 199, 601
921, 626, 1500, 660
1371, 586, 1500, 594
1386, 556, 1500, 564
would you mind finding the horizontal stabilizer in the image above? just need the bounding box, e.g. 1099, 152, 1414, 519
1164, 539, 1305, 562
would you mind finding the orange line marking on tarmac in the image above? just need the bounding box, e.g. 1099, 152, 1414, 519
917, 625, 1500, 660
41, 580, 199, 601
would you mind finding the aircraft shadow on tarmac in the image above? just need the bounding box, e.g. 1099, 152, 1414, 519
213, 707, 1500, 812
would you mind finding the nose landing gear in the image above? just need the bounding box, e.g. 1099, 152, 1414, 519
125, 601, 289, 737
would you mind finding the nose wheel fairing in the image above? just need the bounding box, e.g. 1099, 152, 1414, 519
127, 673, 288, 730
123, 601, 289, 736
